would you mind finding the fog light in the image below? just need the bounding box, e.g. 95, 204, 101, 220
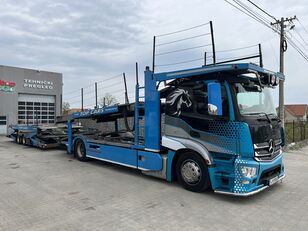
240, 166, 257, 178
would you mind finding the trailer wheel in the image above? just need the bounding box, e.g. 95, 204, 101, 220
74, 140, 88, 161
17, 135, 23, 145
176, 151, 210, 192
22, 136, 27, 145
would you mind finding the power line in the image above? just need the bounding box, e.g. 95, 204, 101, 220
287, 32, 308, 55
246, 0, 277, 21
225, 0, 308, 63
224, 0, 279, 34
293, 28, 308, 49
235, 0, 272, 24
286, 36, 308, 61
296, 18, 308, 35
224, 0, 305, 129
233, 0, 278, 32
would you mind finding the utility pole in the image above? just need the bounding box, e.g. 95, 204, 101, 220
271, 16, 296, 128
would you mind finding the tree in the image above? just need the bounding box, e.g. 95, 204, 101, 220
62, 102, 70, 114
99, 93, 118, 107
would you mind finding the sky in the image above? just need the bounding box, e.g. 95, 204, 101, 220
0, 0, 307, 108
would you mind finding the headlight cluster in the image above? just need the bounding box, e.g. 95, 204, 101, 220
261, 74, 280, 87
270, 74, 279, 86
240, 166, 257, 178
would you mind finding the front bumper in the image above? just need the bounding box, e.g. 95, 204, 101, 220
214, 174, 285, 196
209, 153, 285, 196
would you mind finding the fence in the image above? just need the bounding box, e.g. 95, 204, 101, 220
285, 121, 308, 144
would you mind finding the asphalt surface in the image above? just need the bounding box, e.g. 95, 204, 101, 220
0, 136, 308, 231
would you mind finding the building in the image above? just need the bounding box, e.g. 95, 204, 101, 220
0, 65, 63, 135
284, 104, 308, 123
67, 108, 82, 114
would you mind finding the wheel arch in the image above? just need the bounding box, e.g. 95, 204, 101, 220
163, 136, 213, 181
172, 148, 211, 180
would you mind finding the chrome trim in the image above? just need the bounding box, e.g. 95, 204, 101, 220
254, 144, 269, 149
255, 148, 281, 157
254, 139, 282, 150
86, 155, 137, 169
254, 139, 282, 162
144, 148, 160, 152
214, 174, 285, 196
254, 150, 282, 162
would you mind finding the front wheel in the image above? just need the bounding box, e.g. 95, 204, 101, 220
176, 151, 210, 192
74, 140, 88, 161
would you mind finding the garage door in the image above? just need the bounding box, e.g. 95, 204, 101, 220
0, 116, 6, 135
18, 94, 55, 125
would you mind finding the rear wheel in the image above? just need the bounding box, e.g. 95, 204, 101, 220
17, 135, 23, 145
20, 135, 24, 145
74, 140, 88, 161
22, 136, 27, 145
176, 151, 210, 192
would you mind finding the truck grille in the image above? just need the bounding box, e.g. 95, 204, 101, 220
254, 139, 282, 162
258, 165, 281, 185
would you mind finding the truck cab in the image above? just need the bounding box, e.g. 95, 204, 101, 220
158, 63, 285, 195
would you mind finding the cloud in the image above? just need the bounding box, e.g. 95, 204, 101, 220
0, 0, 307, 107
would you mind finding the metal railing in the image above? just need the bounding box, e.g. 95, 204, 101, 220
285, 120, 308, 144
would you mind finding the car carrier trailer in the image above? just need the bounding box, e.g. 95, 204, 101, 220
67, 61, 285, 196
9, 124, 81, 149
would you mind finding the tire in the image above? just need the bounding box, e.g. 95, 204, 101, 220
74, 139, 88, 161
17, 135, 23, 145
176, 151, 210, 192
22, 136, 27, 145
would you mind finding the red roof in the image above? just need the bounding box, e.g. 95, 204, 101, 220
68, 108, 81, 113
285, 104, 308, 117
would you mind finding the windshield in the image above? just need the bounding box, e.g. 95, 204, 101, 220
235, 83, 277, 116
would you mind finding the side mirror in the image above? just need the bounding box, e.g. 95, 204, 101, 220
208, 82, 223, 116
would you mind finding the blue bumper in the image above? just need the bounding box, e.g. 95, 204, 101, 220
210, 154, 285, 196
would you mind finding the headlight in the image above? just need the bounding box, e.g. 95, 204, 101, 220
274, 76, 280, 86
270, 74, 276, 85
240, 166, 257, 178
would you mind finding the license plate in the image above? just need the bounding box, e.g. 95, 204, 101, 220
269, 176, 279, 186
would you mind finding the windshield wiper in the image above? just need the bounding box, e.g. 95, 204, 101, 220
244, 112, 271, 123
